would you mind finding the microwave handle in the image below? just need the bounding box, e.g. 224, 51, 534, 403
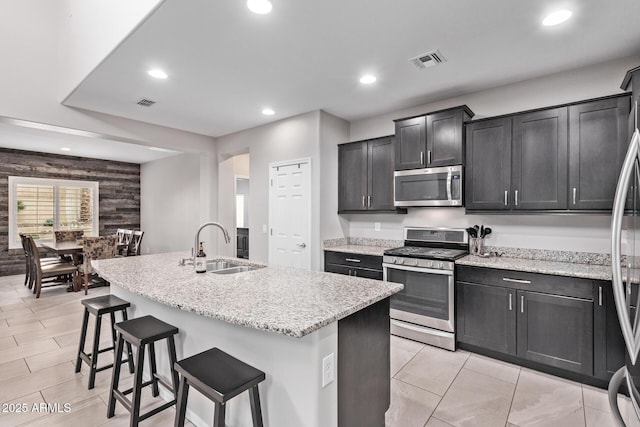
446, 171, 452, 201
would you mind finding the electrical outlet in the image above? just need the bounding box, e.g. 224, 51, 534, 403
322, 353, 334, 387
374, 222, 381, 231
262, 224, 267, 233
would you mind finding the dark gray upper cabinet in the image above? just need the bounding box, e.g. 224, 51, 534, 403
426, 108, 469, 167
368, 138, 395, 211
338, 136, 397, 213
466, 93, 630, 212
465, 118, 512, 210
517, 290, 593, 375
394, 117, 426, 170
338, 141, 368, 211
395, 106, 473, 171
568, 97, 630, 210
456, 281, 516, 355
512, 108, 568, 210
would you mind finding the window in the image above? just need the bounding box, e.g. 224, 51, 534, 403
8, 176, 99, 249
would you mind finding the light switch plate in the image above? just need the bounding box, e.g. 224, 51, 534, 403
374, 222, 381, 231
262, 224, 267, 233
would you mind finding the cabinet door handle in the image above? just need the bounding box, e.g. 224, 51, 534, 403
353, 270, 358, 277
509, 293, 513, 311
362, 196, 366, 208
420, 151, 424, 165
345, 258, 361, 263
515, 190, 519, 206
504, 190, 508, 206
367, 195, 372, 208
348, 269, 352, 276
598, 286, 603, 306
573, 187, 577, 205
428, 150, 432, 164
521, 295, 524, 313
503, 277, 532, 284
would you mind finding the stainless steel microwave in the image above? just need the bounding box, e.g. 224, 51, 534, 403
394, 165, 463, 207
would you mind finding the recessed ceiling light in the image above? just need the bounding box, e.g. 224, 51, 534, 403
262, 108, 275, 116
542, 10, 572, 26
247, 0, 272, 14
148, 146, 177, 153
147, 69, 168, 79
60, 147, 71, 151
359, 75, 377, 85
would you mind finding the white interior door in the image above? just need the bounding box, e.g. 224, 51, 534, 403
269, 159, 311, 269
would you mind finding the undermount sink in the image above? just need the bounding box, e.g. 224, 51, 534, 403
211, 266, 262, 275
206, 260, 263, 275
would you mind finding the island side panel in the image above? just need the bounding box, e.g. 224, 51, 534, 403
338, 297, 391, 427
111, 285, 338, 427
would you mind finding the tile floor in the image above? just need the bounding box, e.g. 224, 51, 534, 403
0, 272, 637, 427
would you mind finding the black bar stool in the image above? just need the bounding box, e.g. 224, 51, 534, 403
107, 315, 179, 427
75, 295, 134, 389
174, 347, 265, 427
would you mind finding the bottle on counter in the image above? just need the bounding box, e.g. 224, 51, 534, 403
195, 241, 207, 273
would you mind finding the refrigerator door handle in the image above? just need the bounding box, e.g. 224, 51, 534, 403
611, 128, 640, 364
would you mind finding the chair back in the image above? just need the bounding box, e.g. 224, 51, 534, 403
116, 228, 127, 244
122, 230, 133, 245
19, 233, 29, 256
128, 231, 144, 256
55, 230, 84, 242
25, 235, 42, 274
82, 236, 118, 275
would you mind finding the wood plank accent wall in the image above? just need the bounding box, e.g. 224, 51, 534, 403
0, 148, 140, 276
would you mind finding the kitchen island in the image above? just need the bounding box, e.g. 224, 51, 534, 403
92, 252, 402, 427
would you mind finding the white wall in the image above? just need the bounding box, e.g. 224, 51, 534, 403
141, 153, 208, 255
58, 0, 164, 101
344, 56, 640, 253
217, 111, 323, 269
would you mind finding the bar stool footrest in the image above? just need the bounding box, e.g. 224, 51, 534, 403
138, 400, 177, 423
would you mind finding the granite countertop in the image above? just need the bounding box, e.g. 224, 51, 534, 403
92, 252, 403, 339
456, 255, 612, 281
323, 237, 403, 257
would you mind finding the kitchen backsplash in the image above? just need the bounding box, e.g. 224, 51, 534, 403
483, 246, 612, 266
323, 237, 403, 249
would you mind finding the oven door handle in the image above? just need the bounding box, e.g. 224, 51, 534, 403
383, 264, 453, 276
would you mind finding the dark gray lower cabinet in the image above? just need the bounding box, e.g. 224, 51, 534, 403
324, 251, 383, 280
456, 282, 516, 355
517, 290, 593, 375
593, 282, 629, 381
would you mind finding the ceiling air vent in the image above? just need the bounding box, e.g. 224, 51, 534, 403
409, 49, 446, 70
136, 98, 156, 107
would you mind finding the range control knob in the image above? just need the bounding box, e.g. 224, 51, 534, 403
398, 258, 404, 265
391, 257, 397, 264
437, 262, 443, 269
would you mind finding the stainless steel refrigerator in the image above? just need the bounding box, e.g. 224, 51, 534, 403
609, 121, 640, 425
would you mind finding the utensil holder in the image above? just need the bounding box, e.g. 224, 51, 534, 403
469, 237, 484, 256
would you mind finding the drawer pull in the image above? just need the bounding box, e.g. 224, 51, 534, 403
521, 295, 524, 313
598, 286, 602, 306
345, 258, 361, 263
509, 293, 512, 311
503, 277, 532, 284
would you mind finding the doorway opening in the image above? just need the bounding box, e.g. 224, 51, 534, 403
236, 176, 249, 258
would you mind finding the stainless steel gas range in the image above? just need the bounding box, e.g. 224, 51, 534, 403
383, 227, 468, 351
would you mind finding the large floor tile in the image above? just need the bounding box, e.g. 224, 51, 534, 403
585, 406, 619, 427
0, 361, 77, 402
463, 353, 521, 384
386, 378, 441, 427
433, 368, 516, 427
426, 417, 455, 427
508, 368, 585, 427
391, 346, 416, 377
25, 345, 78, 372
0, 320, 45, 337
395, 345, 469, 396
391, 335, 425, 354
0, 338, 59, 365
0, 358, 30, 382
21, 395, 108, 427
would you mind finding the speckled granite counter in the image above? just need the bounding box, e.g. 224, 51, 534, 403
456, 255, 612, 281
92, 252, 402, 338
323, 237, 402, 257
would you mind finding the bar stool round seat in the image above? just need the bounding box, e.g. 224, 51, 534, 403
75, 295, 134, 389
174, 347, 265, 427
107, 315, 180, 427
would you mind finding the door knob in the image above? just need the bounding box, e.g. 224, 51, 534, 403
297, 243, 307, 248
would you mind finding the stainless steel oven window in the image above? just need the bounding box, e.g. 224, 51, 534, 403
384, 264, 455, 333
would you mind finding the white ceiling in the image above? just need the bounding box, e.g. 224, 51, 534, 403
0, 120, 180, 164
65, 0, 640, 137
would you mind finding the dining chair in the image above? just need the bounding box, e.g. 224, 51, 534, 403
118, 230, 133, 256
20, 233, 63, 289
79, 236, 118, 295
127, 231, 144, 256
26, 235, 78, 298
54, 230, 85, 242
116, 229, 126, 245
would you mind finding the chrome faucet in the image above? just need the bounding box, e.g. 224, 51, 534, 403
193, 222, 231, 263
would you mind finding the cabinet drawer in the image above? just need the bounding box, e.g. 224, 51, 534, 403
456, 265, 593, 300
324, 251, 383, 271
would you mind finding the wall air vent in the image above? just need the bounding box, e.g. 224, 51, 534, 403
409, 49, 446, 70
136, 98, 156, 107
